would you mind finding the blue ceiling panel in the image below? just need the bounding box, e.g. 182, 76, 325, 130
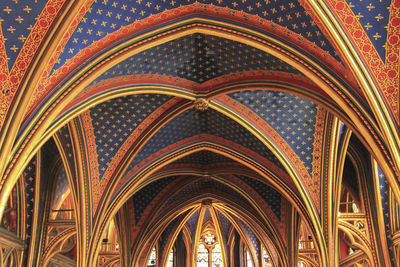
126, 108, 283, 177
347, 0, 391, 61
217, 210, 231, 255
92, 33, 302, 85
236, 175, 282, 220
229, 90, 318, 177
173, 150, 235, 166
89, 94, 172, 179
0, 0, 48, 69
187, 209, 199, 241
132, 176, 177, 223
53, 0, 340, 74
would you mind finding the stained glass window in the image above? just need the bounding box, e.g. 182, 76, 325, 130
212, 244, 223, 267
197, 244, 209, 267
204, 233, 216, 245
262, 247, 272, 266
147, 247, 156, 266
246, 249, 253, 267
166, 248, 174, 267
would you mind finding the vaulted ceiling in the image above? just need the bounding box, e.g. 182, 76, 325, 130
0, 0, 400, 266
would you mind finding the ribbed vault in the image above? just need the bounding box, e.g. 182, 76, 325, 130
0, 1, 399, 267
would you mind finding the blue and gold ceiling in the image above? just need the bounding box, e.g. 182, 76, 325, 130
89, 94, 172, 179
160, 212, 183, 251
53, 0, 341, 73
162, 178, 255, 211
92, 33, 302, 85
1, 0, 398, 265
238, 218, 261, 258
347, 0, 391, 61
50, 1, 329, 245
236, 175, 282, 220
172, 150, 236, 166
229, 90, 319, 177
130, 173, 284, 235
122, 171, 287, 260
132, 175, 177, 223
125, 108, 284, 179
186, 209, 199, 241
217, 210, 232, 254
0, 0, 47, 69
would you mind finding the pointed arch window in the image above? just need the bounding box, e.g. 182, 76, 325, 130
339, 156, 363, 214
197, 233, 223, 267
147, 247, 156, 266
166, 247, 175, 267
197, 244, 209, 267
212, 244, 222, 266
245, 248, 253, 267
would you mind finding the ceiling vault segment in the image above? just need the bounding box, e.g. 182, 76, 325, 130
1, 16, 394, 222
2, 17, 394, 219
305, 0, 400, 205
87, 140, 324, 266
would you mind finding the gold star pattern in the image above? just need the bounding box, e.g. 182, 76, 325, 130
126, 108, 283, 176
347, 0, 391, 61
90, 94, 171, 179
230, 90, 317, 176
53, 0, 340, 72
94, 34, 302, 85
0, 0, 47, 68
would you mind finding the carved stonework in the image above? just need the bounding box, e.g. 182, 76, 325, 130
0, 228, 24, 267
194, 98, 209, 111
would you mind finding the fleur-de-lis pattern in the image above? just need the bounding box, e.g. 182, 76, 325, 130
132, 176, 177, 223
229, 90, 318, 177
347, 0, 391, 61
126, 108, 283, 178
53, 0, 340, 72
92, 33, 302, 85
90, 94, 172, 179
0, 0, 47, 69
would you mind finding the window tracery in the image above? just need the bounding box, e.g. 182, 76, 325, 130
196, 225, 223, 267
